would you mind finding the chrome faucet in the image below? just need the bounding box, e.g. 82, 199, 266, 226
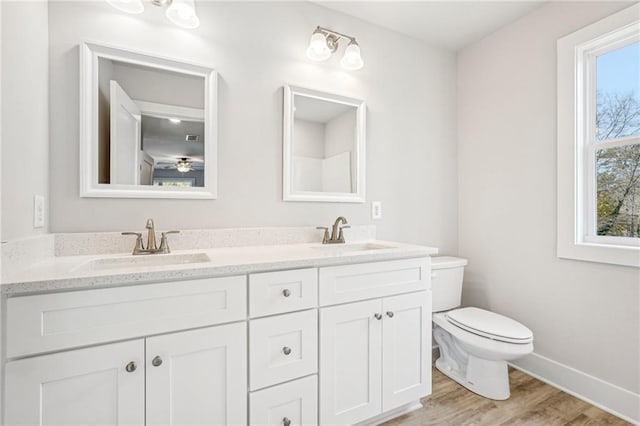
317, 216, 351, 244
122, 219, 180, 255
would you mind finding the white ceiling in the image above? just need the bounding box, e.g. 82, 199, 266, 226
141, 115, 205, 167
314, 1, 548, 51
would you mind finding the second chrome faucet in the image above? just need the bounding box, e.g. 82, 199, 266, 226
122, 219, 180, 255
317, 216, 351, 244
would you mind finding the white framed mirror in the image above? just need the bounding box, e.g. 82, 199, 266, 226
79, 42, 217, 199
283, 85, 366, 203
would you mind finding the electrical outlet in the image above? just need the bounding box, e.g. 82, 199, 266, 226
33, 195, 45, 228
371, 201, 382, 220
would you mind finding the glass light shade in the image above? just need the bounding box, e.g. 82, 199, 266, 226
106, 0, 144, 14
306, 31, 331, 61
176, 159, 192, 173
340, 40, 364, 70
166, 0, 200, 29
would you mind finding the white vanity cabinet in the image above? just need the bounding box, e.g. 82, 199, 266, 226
318, 258, 432, 426
5, 323, 247, 426
3, 253, 433, 426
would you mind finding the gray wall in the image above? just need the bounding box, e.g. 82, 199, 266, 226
458, 1, 639, 395
1, 1, 49, 240
47, 1, 458, 252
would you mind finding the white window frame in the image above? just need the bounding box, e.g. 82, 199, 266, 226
557, 4, 640, 268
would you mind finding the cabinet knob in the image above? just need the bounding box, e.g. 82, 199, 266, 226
283, 417, 291, 426
374, 313, 382, 320
125, 361, 137, 373
152, 356, 163, 367
386, 311, 394, 318
283, 346, 292, 355
282, 289, 291, 297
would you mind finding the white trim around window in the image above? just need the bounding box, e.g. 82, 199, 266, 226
557, 4, 640, 268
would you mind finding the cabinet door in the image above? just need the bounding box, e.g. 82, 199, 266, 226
146, 322, 247, 426
382, 291, 431, 411
5, 340, 144, 426
319, 299, 382, 426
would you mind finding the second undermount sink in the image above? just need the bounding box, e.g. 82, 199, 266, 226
311, 242, 398, 253
73, 252, 211, 272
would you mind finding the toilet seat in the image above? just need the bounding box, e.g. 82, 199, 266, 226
445, 307, 533, 344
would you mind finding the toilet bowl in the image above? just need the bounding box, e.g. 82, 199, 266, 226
431, 256, 533, 400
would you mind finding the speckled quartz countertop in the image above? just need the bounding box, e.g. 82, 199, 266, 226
2, 240, 437, 296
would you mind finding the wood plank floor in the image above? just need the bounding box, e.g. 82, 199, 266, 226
382, 367, 632, 426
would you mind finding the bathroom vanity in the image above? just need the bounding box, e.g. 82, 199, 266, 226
1, 234, 436, 426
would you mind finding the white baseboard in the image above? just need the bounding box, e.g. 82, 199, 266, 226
510, 352, 639, 425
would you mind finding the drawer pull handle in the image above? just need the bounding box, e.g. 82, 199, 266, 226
282, 289, 291, 297
283, 417, 291, 426
374, 313, 382, 320
125, 361, 137, 373
152, 356, 163, 367
386, 311, 394, 318
283, 346, 292, 355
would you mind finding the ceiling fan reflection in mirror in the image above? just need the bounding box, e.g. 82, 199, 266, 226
155, 157, 204, 173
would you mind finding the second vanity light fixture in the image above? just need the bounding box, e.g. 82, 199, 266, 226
307, 26, 364, 71
106, 0, 200, 29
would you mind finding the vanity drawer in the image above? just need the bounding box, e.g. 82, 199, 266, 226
319, 258, 430, 306
249, 268, 317, 318
249, 310, 318, 390
250, 375, 318, 426
6, 276, 247, 358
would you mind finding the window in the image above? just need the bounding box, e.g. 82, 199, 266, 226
557, 4, 640, 267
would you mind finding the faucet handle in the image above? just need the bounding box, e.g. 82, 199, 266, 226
122, 232, 144, 254
158, 231, 180, 254
316, 227, 330, 244
122, 232, 142, 237
337, 225, 350, 243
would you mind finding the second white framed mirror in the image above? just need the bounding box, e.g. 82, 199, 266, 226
283, 85, 366, 203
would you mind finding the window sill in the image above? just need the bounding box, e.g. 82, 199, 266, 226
558, 240, 640, 268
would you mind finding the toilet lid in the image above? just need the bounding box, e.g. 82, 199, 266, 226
446, 307, 533, 344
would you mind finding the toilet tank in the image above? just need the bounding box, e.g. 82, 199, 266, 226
431, 256, 468, 312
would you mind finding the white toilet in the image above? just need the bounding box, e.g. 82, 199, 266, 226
431, 256, 533, 400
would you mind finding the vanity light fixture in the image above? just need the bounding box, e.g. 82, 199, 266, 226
176, 158, 192, 173
106, 0, 200, 29
306, 26, 364, 71
169, 118, 182, 124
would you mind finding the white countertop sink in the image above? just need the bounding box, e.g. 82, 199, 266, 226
73, 252, 211, 272
2, 240, 437, 295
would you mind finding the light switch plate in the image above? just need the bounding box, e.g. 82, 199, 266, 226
371, 201, 382, 220
33, 195, 45, 228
